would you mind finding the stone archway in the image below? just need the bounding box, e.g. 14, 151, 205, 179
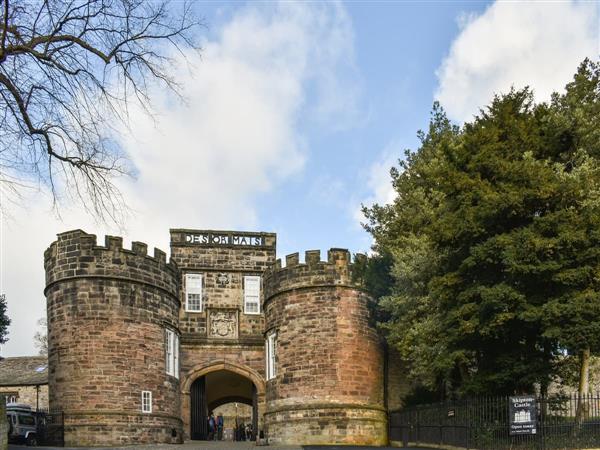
182, 360, 265, 395
181, 360, 266, 440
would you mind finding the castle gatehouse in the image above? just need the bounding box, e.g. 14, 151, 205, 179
44, 228, 403, 447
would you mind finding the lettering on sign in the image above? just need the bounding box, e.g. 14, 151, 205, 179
185, 233, 264, 246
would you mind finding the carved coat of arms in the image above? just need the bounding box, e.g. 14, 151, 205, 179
216, 273, 230, 288
209, 310, 237, 338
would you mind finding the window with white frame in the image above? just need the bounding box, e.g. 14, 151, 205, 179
266, 331, 277, 380
141, 391, 152, 413
185, 273, 203, 312
244, 276, 260, 314
165, 328, 179, 378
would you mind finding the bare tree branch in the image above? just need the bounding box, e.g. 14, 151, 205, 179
0, 0, 202, 222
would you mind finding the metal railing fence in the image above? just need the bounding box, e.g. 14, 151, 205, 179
35, 409, 65, 446
390, 393, 600, 450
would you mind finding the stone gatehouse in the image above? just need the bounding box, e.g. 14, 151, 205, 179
44, 228, 405, 447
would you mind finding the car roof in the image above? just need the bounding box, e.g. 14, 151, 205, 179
7, 406, 34, 413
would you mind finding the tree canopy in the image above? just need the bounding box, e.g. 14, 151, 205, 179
363, 59, 600, 398
0, 294, 10, 345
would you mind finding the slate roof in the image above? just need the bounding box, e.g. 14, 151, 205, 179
0, 356, 48, 386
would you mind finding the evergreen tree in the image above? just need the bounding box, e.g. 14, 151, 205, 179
364, 60, 600, 397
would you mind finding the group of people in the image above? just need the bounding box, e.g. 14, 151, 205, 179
206, 413, 224, 441
234, 421, 253, 442
206, 412, 254, 441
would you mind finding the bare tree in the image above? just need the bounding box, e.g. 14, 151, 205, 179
0, 0, 200, 221
33, 316, 47, 356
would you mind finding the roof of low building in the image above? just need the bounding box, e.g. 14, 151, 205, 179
0, 356, 48, 386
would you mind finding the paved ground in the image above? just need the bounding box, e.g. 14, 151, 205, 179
9, 444, 302, 450
10, 442, 429, 450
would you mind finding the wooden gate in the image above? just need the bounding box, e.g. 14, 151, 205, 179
252, 384, 258, 440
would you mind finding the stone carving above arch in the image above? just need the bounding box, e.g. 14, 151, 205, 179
208, 309, 237, 339
181, 360, 265, 395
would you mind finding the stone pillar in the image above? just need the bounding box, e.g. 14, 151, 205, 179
263, 249, 387, 445
44, 230, 181, 446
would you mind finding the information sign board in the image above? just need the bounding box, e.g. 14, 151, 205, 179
509, 396, 537, 436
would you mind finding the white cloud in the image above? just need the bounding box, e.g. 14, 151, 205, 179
0, 1, 359, 356
354, 141, 402, 225
436, 0, 599, 122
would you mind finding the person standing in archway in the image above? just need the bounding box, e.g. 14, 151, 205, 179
217, 413, 223, 440
208, 413, 215, 441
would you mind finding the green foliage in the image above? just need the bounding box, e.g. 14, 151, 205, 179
364, 59, 600, 397
353, 251, 394, 326
0, 294, 10, 344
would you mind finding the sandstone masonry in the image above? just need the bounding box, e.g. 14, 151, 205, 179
44, 228, 406, 447
263, 249, 386, 445
45, 231, 181, 446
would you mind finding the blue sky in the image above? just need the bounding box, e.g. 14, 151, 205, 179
1, 0, 597, 356
254, 1, 492, 255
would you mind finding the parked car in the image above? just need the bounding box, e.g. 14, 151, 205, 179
6, 403, 38, 446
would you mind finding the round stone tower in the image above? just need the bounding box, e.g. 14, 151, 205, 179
44, 230, 181, 446
263, 249, 386, 446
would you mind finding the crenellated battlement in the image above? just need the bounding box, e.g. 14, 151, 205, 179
44, 229, 179, 297
264, 248, 365, 300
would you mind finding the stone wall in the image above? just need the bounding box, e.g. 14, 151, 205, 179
44, 230, 182, 446
0, 385, 48, 410
263, 249, 387, 446
213, 402, 252, 430
170, 229, 275, 338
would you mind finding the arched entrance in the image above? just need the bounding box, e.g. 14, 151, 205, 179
182, 361, 265, 441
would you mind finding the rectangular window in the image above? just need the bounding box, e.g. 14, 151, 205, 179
266, 331, 277, 380
185, 273, 203, 312
244, 276, 261, 315
165, 329, 173, 375
18, 414, 35, 426
165, 329, 179, 378
174, 333, 179, 379
141, 391, 152, 413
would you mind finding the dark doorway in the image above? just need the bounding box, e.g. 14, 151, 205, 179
193, 370, 258, 441
191, 376, 207, 440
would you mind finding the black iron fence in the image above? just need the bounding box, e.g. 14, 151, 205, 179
35, 409, 64, 446
390, 393, 600, 450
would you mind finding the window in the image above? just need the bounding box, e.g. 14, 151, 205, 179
141, 391, 152, 413
244, 276, 261, 315
165, 329, 179, 378
5, 393, 18, 404
185, 273, 203, 312
18, 415, 35, 426
266, 331, 277, 380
